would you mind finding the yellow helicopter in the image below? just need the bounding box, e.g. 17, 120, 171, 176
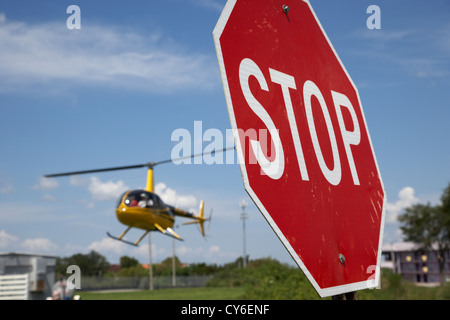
43, 149, 230, 246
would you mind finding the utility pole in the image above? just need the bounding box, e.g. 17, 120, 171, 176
148, 233, 153, 290
240, 199, 248, 268
172, 237, 176, 287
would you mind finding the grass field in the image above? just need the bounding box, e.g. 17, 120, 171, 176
76, 258, 450, 300
79, 282, 450, 300
79, 287, 246, 300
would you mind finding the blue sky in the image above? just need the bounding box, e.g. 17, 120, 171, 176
0, 0, 449, 266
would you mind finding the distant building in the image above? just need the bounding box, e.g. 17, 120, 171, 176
107, 264, 121, 273
382, 242, 450, 284
0, 252, 56, 299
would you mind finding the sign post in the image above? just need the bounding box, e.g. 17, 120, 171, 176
213, 0, 386, 298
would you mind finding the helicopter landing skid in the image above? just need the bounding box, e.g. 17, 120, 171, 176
106, 231, 149, 247
157, 228, 184, 241
152, 223, 184, 241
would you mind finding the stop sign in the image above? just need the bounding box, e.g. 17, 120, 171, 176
214, 0, 386, 297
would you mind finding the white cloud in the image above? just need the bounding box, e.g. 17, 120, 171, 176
155, 182, 197, 208
386, 186, 419, 223
33, 177, 59, 190
0, 184, 14, 194
70, 176, 129, 201
0, 230, 19, 249
86, 202, 95, 209
88, 237, 124, 255
0, 13, 217, 93
403, 58, 450, 78
21, 238, 58, 253
349, 26, 450, 80
0, 231, 59, 253
69, 176, 89, 186
176, 244, 238, 264
354, 29, 413, 42
42, 194, 56, 202
133, 242, 166, 261
87, 237, 167, 263
209, 245, 220, 253
87, 177, 130, 201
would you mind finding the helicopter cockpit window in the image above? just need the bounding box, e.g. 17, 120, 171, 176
124, 190, 158, 208
116, 191, 128, 208
154, 194, 164, 207
146, 194, 156, 208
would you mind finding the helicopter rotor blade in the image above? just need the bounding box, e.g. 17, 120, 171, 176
44, 146, 235, 178
152, 146, 235, 167
44, 164, 147, 178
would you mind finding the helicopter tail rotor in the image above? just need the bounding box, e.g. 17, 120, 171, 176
197, 201, 213, 238
198, 200, 205, 237
182, 200, 210, 237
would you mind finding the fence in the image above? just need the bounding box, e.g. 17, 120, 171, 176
81, 275, 213, 291
0, 274, 29, 300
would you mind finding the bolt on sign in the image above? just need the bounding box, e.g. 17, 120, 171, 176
213, 0, 386, 297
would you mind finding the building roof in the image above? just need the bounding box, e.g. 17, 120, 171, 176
382, 242, 442, 252
0, 252, 57, 259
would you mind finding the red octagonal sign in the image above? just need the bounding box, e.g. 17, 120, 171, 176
214, 0, 386, 297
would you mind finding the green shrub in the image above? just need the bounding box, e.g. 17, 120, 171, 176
206, 257, 319, 299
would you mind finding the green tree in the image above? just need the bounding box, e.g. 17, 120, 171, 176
118, 265, 148, 277
55, 250, 109, 279
120, 256, 140, 268
398, 183, 450, 284
155, 256, 181, 276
